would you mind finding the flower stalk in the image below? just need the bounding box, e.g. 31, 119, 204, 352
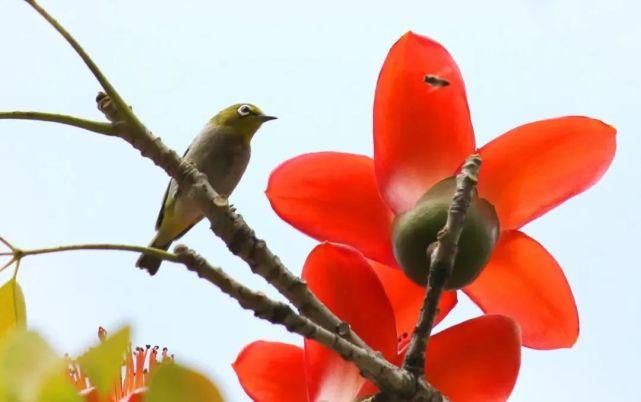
403, 154, 482, 378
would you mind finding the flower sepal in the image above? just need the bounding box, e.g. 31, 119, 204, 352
392, 177, 499, 289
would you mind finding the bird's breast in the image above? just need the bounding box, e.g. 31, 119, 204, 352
187, 131, 250, 197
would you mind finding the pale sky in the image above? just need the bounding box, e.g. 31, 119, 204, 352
1, 0, 640, 401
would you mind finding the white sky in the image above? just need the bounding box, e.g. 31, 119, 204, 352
1, 0, 640, 401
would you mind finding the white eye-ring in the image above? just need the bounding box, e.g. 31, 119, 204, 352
237, 104, 252, 117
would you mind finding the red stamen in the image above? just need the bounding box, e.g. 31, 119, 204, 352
98, 326, 107, 342
134, 347, 145, 389
149, 346, 159, 372
124, 344, 135, 395
68, 327, 173, 401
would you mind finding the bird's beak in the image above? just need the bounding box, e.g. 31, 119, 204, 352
258, 114, 278, 123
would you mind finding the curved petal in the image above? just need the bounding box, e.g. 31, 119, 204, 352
464, 231, 578, 349
233, 341, 307, 402
478, 116, 616, 230
267, 152, 396, 265
303, 243, 397, 402
424, 315, 521, 402
374, 31, 475, 213
368, 259, 457, 348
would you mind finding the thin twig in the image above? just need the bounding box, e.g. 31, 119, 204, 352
13, 243, 178, 261
21, 0, 369, 349
0, 239, 179, 263
0, 236, 16, 251
12, 259, 21, 281
0, 111, 115, 136
0, 257, 16, 274
24, 0, 137, 127
402, 154, 482, 378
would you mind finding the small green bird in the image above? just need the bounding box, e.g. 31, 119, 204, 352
136, 103, 276, 275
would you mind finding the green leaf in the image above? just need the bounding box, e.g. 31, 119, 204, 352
145, 363, 224, 402
0, 330, 79, 402
77, 326, 130, 398
37, 373, 83, 402
0, 331, 57, 400
0, 279, 27, 339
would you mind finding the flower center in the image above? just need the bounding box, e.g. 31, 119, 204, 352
391, 176, 500, 289
68, 327, 174, 401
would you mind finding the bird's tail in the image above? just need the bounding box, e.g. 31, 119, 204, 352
136, 234, 171, 276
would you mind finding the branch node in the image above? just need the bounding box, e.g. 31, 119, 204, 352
96, 91, 121, 123
335, 321, 351, 337
213, 195, 229, 208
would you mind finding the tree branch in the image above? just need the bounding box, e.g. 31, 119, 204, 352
173, 245, 440, 400
0, 111, 115, 136
19, 0, 368, 349
0, 236, 440, 400
402, 154, 482, 378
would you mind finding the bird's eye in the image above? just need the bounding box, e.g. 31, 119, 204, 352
237, 104, 252, 117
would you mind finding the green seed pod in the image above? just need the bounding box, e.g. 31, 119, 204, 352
392, 177, 500, 290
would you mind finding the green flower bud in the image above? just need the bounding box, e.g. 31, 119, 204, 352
392, 177, 500, 290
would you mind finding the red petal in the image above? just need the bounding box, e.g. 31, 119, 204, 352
478, 116, 616, 230
368, 259, 457, 346
303, 243, 397, 401
464, 231, 578, 349
374, 31, 475, 213
233, 341, 307, 402
424, 315, 521, 402
267, 152, 396, 265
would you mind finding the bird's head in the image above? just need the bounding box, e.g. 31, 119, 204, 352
211, 103, 277, 143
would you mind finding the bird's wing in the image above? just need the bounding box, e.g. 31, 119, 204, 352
154, 146, 190, 230
154, 181, 171, 230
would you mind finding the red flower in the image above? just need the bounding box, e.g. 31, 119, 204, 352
233, 243, 521, 402
68, 327, 173, 402
266, 32, 616, 349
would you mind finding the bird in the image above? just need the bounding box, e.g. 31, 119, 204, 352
136, 103, 276, 275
